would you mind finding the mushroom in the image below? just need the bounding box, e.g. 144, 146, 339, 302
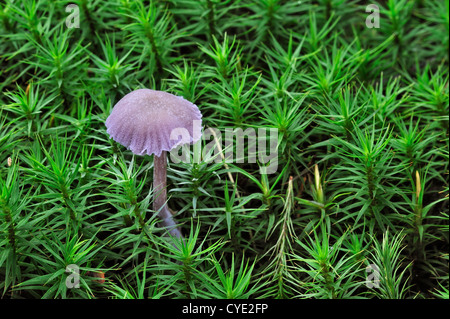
105, 88, 202, 238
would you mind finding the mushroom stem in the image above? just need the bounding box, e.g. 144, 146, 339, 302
153, 152, 167, 214
153, 151, 183, 238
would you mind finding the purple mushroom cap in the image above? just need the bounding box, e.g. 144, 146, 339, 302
105, 89, 202, 157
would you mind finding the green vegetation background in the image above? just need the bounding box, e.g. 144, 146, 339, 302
0, 0, 448, 299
